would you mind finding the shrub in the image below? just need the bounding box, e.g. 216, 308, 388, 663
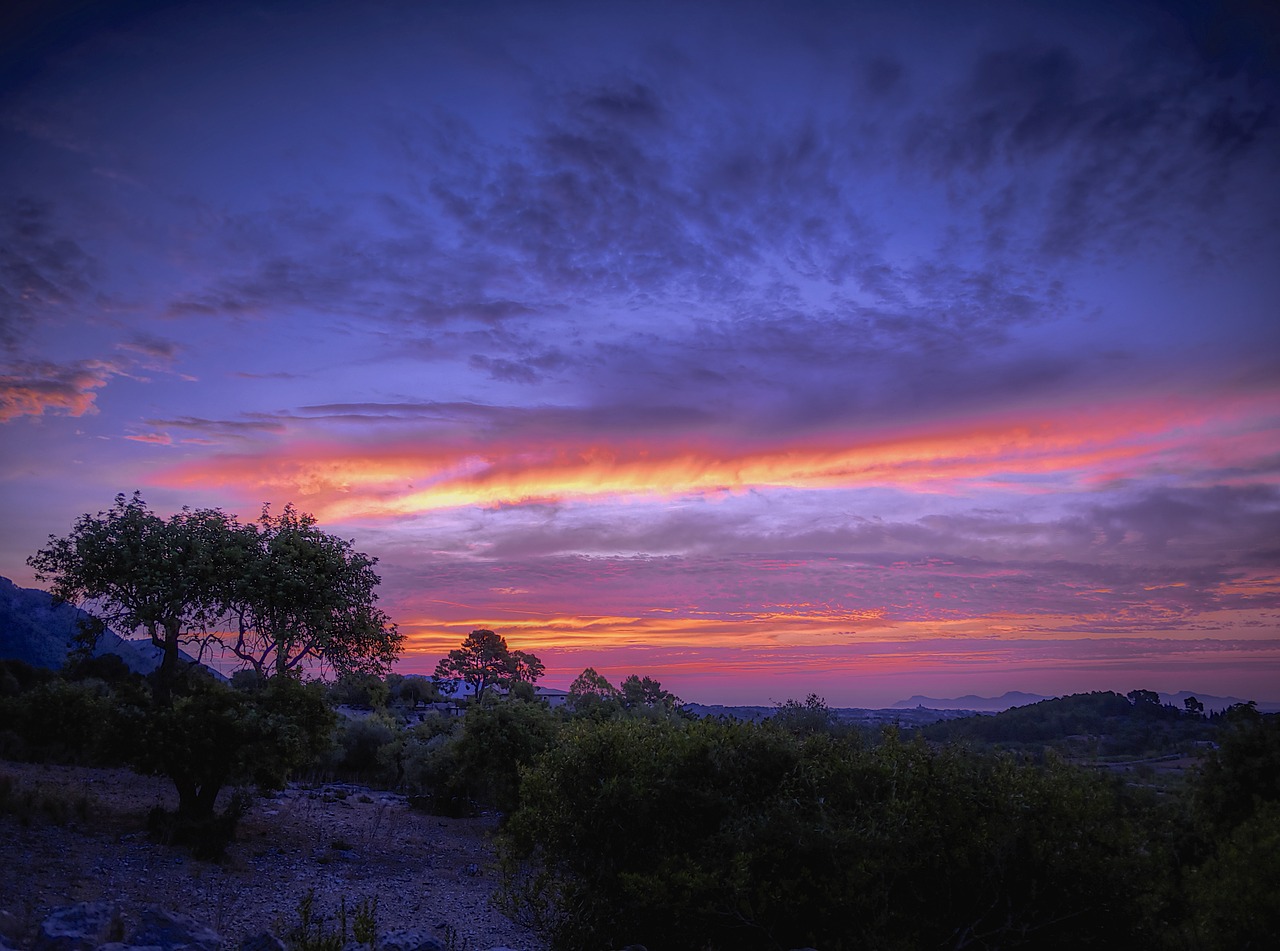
328, 713, 400, 785
499, 718, 1160, 951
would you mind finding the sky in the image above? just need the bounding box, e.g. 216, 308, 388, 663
2, 0, 1279, 707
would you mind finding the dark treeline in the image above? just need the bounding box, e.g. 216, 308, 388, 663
2, 654, 1278, 950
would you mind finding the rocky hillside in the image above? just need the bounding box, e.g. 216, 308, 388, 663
0, 575, 175, 674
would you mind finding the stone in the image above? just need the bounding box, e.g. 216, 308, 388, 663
128, 907, 222, 951
34, 902, 124, 951
33, 903, 222, 951
238, 933, 286, 951
377, 928, 446, 951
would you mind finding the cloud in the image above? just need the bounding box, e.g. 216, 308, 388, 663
143, 376, 1280, 534
0, 199, 96, 350
124, 431, 172, 445
0, 358, 117, 421
117, 332, 180, 365
137, 414, 289, 444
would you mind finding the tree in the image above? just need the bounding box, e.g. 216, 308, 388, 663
1184, 695, 1205, 717
770, 693, 838, 735
567, 667, 621, 715
619, 673, 681, 712
225, 504, 402, 679
386, 673, 441, 708
1127, 688, 1162, 708
134, 675, 335, 854
434, 629, 543, 702
27, 493, 238, 704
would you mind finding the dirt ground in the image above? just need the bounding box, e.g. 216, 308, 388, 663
0, 760, 546, 951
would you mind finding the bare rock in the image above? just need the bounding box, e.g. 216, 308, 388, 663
34, 902, 124, 951
34, 903, 221, 951
126, 907, 221, 951
238, 933, 286, 951
376, 930, 445, 951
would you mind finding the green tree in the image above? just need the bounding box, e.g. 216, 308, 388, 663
386, 673, 441, 708
434, 629, 543, 702
226, 504, 402, 679
769, 693, 838, 735
619, 673, 681, 712
133, 675, 335, 853
1127, 688, 1162, 709
566, 667, 620, 715
328, 671, 390, 710
27, 493, 238, 704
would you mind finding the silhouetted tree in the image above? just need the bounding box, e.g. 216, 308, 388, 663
225, 503, 402, 679
28, 493, 238, 704
434, 629, 543, 701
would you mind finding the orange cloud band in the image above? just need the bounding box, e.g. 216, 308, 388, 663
153, 386, 1280, 519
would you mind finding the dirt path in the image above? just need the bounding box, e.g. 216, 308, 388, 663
0, 761, 546, 950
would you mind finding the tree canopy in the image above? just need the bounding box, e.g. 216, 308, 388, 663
434, 629, 543, 701
225, 503, 401, 679
27, 493, 402, 694
27, 492, 238, 700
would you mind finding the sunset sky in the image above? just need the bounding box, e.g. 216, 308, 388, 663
2, 0, 1278, 707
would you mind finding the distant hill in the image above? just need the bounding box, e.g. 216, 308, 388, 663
685, 703, 985, 727
1157, 691, 1280, 714
892, 691, 1047, 712
0, 575, 210, 676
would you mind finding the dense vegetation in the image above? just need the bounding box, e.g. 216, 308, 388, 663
3, 653, 1277, 949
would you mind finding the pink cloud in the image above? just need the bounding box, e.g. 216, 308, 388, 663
0, 359, 119, 422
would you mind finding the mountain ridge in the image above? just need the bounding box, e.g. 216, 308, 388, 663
0, 574, 206, 676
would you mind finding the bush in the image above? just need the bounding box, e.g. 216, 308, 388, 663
132, 675, 335, 854
328, 713, 400, 785
399, 700, 560, 815
499, 718, 1161, 951
328, 673, 390, 710
0, 677, 140, 765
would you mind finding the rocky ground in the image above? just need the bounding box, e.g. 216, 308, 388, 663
0, 760, 547, 951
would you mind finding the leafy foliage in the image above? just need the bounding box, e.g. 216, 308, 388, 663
226, 504, 401, 679
921, 689, 1211, 758
27, 493, 239, 700
133, 675, 335, 853
619, 673, 682, 713
566, 666, 620, 715
500, 717, 1159, 951
28, 494, 403, 694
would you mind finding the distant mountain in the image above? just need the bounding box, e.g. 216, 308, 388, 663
892, 691, 1047, 712
0, 575, 211, 676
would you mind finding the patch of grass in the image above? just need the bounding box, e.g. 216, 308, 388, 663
280, 889, 379, 951
0, 772, 96, 827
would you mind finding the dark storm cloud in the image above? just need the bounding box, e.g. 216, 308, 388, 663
905, 28, 1278, 261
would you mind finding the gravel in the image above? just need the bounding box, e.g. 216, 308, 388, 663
0, 761, 547, 951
